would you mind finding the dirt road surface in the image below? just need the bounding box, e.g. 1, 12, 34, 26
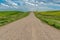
0, 12, 60, 40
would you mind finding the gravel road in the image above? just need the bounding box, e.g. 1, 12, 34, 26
0, 12, 60, 40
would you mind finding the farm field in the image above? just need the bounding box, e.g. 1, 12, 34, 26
0, 11, 29, 26
34, 11, 60, 29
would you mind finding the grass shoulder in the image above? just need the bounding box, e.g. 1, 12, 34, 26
34, 11, 60, 29
0, 11, 29, 26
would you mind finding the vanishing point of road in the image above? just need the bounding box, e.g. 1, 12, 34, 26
0, 12, 60, 40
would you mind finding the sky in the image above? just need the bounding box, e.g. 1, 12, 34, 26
0, 0, 60, 11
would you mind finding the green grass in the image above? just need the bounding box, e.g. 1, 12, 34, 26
0, 11, 29, 26
34, 11, 60, 29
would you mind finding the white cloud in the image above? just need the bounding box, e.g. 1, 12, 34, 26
37, 1, 60, 7
36, 6, 54, 11
5, 0, 19, 8
25, 2, 36, 6
0, 0, 60, 11
48, 2, 60, 6
40, 2, 45, 4
36, 1, 47, 6
0, 3, 9, 7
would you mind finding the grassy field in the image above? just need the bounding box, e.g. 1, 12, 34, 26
0, 11, 29, 26
34, 11, 60, 29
